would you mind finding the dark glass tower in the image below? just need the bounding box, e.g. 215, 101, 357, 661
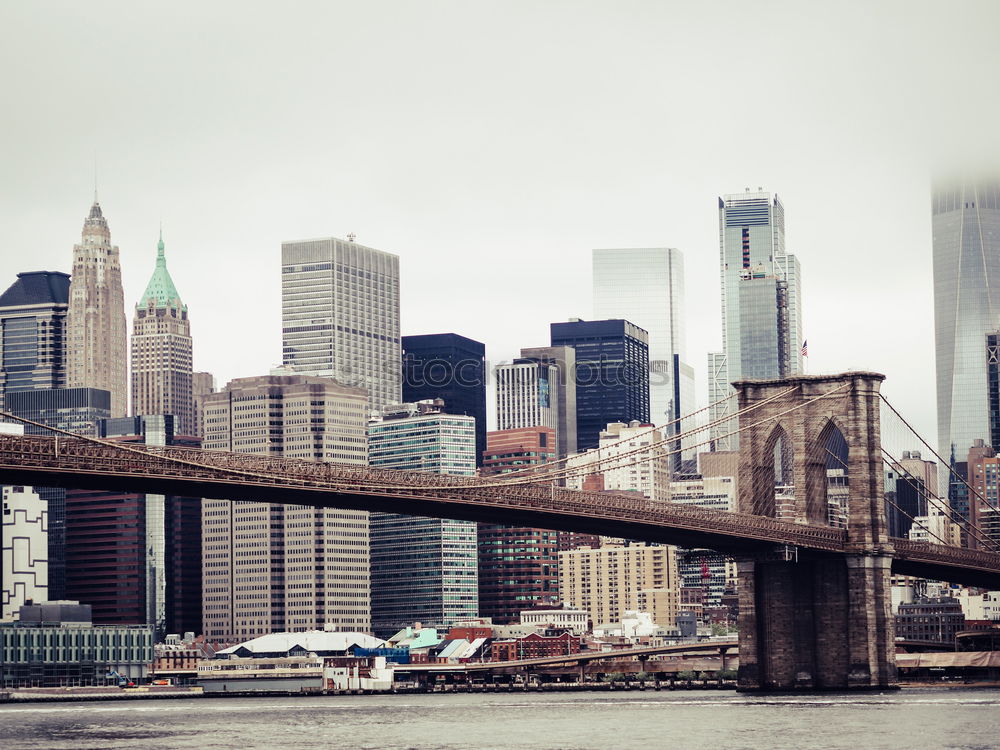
550, 319, 650, 451
402, 333, 487, 466
65, 415, 202, 637
0, 271, 70, 406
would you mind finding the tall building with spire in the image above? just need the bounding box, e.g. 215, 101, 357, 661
67, 199, 128, 417
131, 230, 193, 435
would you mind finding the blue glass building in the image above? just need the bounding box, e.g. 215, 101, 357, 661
550, 318, 650, 452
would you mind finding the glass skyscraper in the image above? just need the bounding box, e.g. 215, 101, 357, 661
368, 402, 478, 636
933, 178, 1000, 480
592, 248, 692, 427
0, 271, 70, 404
707, 190, 802, 450
402, 333, 487, 466
550, 318, 650, 452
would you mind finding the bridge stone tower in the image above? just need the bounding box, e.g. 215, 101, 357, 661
733, 372, 897, 691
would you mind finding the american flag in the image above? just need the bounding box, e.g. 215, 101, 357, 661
800, 340, 808, 357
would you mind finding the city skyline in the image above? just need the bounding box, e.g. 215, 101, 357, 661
4, 4, 1000, 450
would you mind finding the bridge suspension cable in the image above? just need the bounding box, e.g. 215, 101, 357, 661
482, 385, 799, 487
488, 382, 851, 492
881, 446, 998, 552
476, 388, 744, 484
880, 393, 1000, 549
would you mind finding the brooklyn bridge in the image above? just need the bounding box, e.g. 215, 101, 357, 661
2, 371, 999, 692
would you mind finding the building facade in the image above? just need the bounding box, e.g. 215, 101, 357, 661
933, 179, 1000, 485
131, 231, 194, 435
1, 483, 47, 621
281, 237, 401, 412
478, 427, 559, 624
558, 542, 680, 631
201, 375, 370, 641
496, 358, 560, 439
191, 371, 216, 439
518, 346, 577, 458
66, 200, 128, 417
707, 190, 802, 450
550, 319, 650, 452
565, 421, 670, 502
368, 402, 478, 635
0, 602, 153, 687
592, 248, 694, 440
0, 271, 70, 406
5, 387, 111, 600
402, 333, 486, 466
64, 416, 202, 638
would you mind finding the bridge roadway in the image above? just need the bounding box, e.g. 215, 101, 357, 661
394, 641, 738, 674
1, 433, 999, 587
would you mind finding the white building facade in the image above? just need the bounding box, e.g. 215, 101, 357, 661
565, 421, 670, 502
281, 237, 401, 413
1, 484, 48, 620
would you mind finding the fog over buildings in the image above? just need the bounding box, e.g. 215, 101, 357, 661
3, 2, 1000, 445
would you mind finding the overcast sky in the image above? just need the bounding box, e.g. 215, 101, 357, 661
2, 1, 999, 445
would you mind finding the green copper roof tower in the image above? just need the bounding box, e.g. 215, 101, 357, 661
139, 228, 186, 310
131, 228, 193, 434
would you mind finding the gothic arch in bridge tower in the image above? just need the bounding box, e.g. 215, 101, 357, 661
805, 418, 850, 527
757, 423, 794, 520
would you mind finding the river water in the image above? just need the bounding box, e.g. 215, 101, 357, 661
1, 688, 998, 750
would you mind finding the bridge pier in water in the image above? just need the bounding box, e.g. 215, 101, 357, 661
733, 372, 898, 691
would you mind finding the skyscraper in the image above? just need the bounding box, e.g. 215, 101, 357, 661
402, 333, 487, 466
368, 401, 478, 635
0, 271, 70, 406
191, 371, 216, 439
593, 248, 693, 429
281, 237, 401, 412
131, 231, 194, 435
518, 346, 577, 458
550, 319, 650, 452
933, 178, 1000, 477
707, 190, 802, 450
65, 415, 201, 637
201, 375, 370, 641
67, 199, 128, 417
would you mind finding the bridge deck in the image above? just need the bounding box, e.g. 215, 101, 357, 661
0, 434, 998, 586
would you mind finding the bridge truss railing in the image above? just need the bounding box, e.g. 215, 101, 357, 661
0, 433, 849, 552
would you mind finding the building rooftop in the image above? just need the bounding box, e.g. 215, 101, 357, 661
0, 271, 70, 308
138, 230, 185, 310
215, 631, 385, 658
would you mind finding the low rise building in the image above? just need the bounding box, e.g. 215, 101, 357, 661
896, 597, 966, 645
0, 601, 153, 687
518, 603, 588, 635
490, 631, 581, 661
